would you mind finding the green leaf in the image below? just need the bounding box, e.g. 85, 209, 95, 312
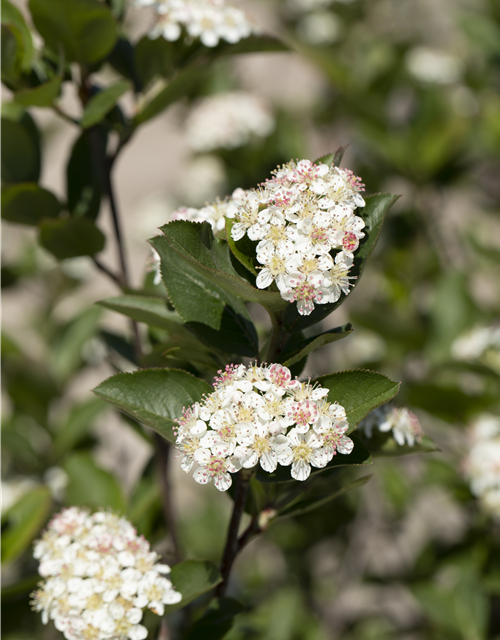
276, 474, 372, 520
66, 130, 105, 219
167, 560, 222, 613
256, 432, 371, 483
93, 368, 213, 444
135, 62, 208, 125
280, 323, 353, 367
2, 183, 62, 225
1, 487, 51, 564
127, 479, 160, 526
370, 433, 439, 457
160, 220, 288, 313
39, 217, 105, 259
313, 369, 400, 431
64, 452, 126, 512
54, 398, 107, 456
135, 35, 174, 89
1, 108, 41, 184
184, 598, 245, 640
97, 295, 186, 333
80, 80, 130, 128
1, 24, 22, 84
1, 0, 34, 70
284, 193, 400, 332
150, 234, 259, 357
14, 75, 62, 107
29, 0, 117, 64
216, 34, 290, 56
315, 144, 349, 168
225, 216, 258, 275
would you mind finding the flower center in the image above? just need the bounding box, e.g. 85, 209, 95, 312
252, 436, 271, 454
292, 442, 313, 462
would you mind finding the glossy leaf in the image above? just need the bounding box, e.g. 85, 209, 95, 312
29, 0, 117, 64
64, 452, 126, 512
1, 108, 41, 184
150, 234, 259, 357
280, 323, 353, 367
167, 560, 222, 613
313, 369, 400, 431
80, 80, 130, 128
1, 0, 34, 71
93, 368, 213, 444
1, 487, 51, 564
184, 598, 245, 640
39, 217, 105, 260
283, 193, 400, 332
14, 75, 62, 107
2, 183, 62, 225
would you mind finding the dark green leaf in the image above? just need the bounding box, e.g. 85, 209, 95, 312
54, 398, 107, 456
2, 183, 62, 225
280, 323, 353, 367
100, 329, 137, 365
93, 368, 212, 444
159, 220, 288, 313
106, 37, 141, 92
225, 216, 258, 275
313, 369, 400, 431
1, 108, 41, 184
315, 145, 349, 168
66, 130, 104, 219
80, 80, 130, 128
39, 217, 105, 259
14, 75, 62, 107
29, 0, 117, 64
1, 487, 51, 564
150, 234, 259, 357
65, 453, 126, 512
256, 432, 371, 483
51, 306, 102, 380
135, 35, 174, 89
1, 0, 34, 70
167, 560, 222, 613
284, 193, 400, 332
184, 598, 245, 640
1, 24, 23, 83
97, 295, 186, 333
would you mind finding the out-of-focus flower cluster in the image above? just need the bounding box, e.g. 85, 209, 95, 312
185, 91, 275, 152
174, 363, 354, 491
361, 405, 423, 447
451, 324, 500, 373
226, 159, 366, 315
137, 0, 255, 48
463, 414, 500, 520
168, 188, 245, 234
31, 508, 182, 640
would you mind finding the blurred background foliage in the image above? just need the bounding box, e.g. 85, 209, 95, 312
2, 0, 500, 638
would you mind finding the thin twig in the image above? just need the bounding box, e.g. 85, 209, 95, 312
92, 257, 122, 286
52, 104, 78, 126
154, 433, 181, 563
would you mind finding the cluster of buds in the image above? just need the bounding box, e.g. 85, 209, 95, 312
174, 363, 354, 491
361, 405, 423, 447
137, 0, 255, 48
31, 508, 182, 640
226, 159, 366, 315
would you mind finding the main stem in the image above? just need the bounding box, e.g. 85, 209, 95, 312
216, 470, 253, 597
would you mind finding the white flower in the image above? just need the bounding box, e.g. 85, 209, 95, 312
406, 47, 462, 85
451, 325, 500, 373
31, 508, 182, 640
361, 405, 423, 446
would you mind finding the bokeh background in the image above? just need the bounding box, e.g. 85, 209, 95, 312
2, 0, 500, 638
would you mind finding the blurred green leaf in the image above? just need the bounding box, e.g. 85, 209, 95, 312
184, 597, 245, 640
93, 368, 212, 444
283, 193, 399, 332
1, 487, 51, 564
127, 478, 160, 526
280, 323, 353, 367
167, 560, 222, 613
371, 434, 439, 457
1, 0, 34, 71
313, 369, 400, 430
29, 0, 117, 64
315, 145, 349, 168
97, 295, 185, 332
150, 234, 259, 357
66, 130, 104, 219
64, 452, 126, 512
1, 24, 23, 83
80, 80, 130, 128
13, 75, 62, 107
2, 183, 62, 225
1, 108, 41, 184
39, 217, 105, 260
216, 34, 290, 56
135, 36, 174, 89
54, 397, 107, 456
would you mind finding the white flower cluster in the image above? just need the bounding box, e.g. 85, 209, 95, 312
174, 362, 354, 491
361, 405, 423, 447
31, 508, 182, 640
463, 414, 500, 519
185, 92, 275, 152
226, 159, 366, 315
451, 325, 500, 372
168, 188, 245, 234
138, 0, 255, 48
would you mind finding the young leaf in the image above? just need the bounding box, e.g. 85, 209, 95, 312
93, 368, 212, 444
313, 369, 400, 431
150, 234, 259, 357
166, 560, 222, 613
2, 183, 62, 225
283, 193, 400, 332
1, 487, 51, 564
279, 323, 353, 367
29, 0, 117, 64
39, 217, 105, 260
184, 598, 245, 640
64, 452, 126, 513
315, 145, 349, 168
13, 75, 62, 107
1, 108, 41, 184
80, 80, 130, 128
